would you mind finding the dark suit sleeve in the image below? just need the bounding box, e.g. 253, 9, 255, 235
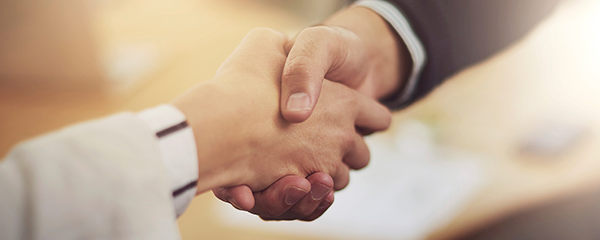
380, 0, 561, 109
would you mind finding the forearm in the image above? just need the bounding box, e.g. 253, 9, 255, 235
322, 6, 412, 100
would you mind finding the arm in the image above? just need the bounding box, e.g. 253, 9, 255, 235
216, 2, 412, 221
220, 0, 562, 221
0, 114, 181, 240
0, 28, 391, 238
172, 28, 390, 193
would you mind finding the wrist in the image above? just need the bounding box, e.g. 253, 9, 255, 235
171, 28, 297, 194
323, 6, 412, 100
172, 72, 285, 194
171, 81, 250, 193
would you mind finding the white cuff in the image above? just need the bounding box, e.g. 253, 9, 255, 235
137, 104, 198, 218
355, 0, 427, 104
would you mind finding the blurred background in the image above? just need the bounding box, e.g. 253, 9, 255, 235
1, 0, 600, 239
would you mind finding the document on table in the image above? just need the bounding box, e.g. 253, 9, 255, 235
216, 121, 487, 240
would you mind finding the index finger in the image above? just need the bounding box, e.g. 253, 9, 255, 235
353, 90, 392, 133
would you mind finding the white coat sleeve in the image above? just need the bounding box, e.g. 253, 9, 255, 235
0, 113, 182, 240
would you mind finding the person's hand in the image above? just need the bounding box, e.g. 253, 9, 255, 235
281, 6, 412, 123
214, 172, 335, 221
172, 28, 391, 194
215, 6, 412, 221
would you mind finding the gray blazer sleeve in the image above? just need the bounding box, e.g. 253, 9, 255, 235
380, 0, 561, 109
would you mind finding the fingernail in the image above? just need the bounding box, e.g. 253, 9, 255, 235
228, 198, 242, 210
310, 182, 331, 201
317, 200, 332, 210
285, 187, 308, 205
287, 92, 311, 111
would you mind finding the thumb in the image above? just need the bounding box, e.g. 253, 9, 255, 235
281, 26, 368, 123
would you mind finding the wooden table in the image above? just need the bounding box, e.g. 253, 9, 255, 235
1, 0, 599, 239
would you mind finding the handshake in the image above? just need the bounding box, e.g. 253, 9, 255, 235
173, 5, 408, 222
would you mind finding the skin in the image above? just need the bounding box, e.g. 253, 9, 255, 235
172, 28, 391, 195
281, 6, 410, 122
215, 6, 412, 221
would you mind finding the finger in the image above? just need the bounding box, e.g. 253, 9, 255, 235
301, 191, 334, 221
250, 175, 311, 218
332, 163, 350, 191
213, 185, 255, 211
354, 91, 392, 132
262, 172, 334, 221
281, 26, 367, 123
343, 133, 371, 170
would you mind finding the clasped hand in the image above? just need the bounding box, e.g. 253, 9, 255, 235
174, 25, 392, 220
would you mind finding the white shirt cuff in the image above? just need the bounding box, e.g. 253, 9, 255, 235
137, 104, 198, 218
354, 0, 427, 105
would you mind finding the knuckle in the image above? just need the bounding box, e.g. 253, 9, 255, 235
263, 198, 285, 217
282, 55, 316, 84
212, 188, 227, 201
261, 207, 282, 218
341, 130, 355, 148
247, 28, 286, 43
299, 26, 334, 39
294, 26, 336, 58
249, 27, 282, 38
252, 194, 284, 217
306, 27, 340, 57
340, 129, 356, 149
289, 205, 315, 218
